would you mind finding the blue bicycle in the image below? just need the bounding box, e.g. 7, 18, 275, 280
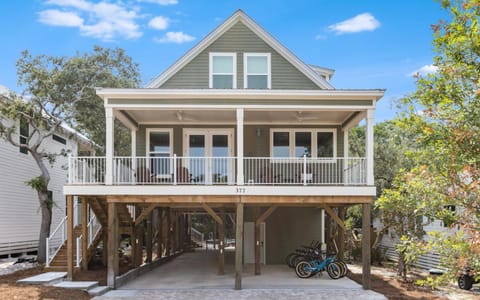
295, 255, 345, 279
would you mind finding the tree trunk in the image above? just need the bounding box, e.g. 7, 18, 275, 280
397, 252, 407, 281
31, 151, 52, 264
37, 190, 52, 263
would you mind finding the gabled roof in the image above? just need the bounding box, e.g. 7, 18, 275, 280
146, 9, 334, 90
308, 65, 335, 80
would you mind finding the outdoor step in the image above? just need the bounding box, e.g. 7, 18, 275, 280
88, 285, 110, 296
17, 272, 67, 285
53, 281, 98, 290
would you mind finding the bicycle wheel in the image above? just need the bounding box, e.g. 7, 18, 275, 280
326, 262, 342, 279
292, 255, 306, 268
285, 253, 298, 268
295, 260, 313, 278
336, 260, 348, 277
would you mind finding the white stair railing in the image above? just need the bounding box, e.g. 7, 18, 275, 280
76, 236, 82, 267
76, 213, 102, 267
45, 201, 79, 267
190, 227, 204, 245
46, 215, 67, 267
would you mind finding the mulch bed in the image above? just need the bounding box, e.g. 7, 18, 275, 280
348, 271, 447, 300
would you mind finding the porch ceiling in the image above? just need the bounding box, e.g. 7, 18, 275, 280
123, 109, 357, 125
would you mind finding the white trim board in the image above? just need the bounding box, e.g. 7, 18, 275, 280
64, 185, 376, 196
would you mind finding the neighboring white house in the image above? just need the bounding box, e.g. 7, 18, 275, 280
0, 84, 94, 257
375, 213, 458, 270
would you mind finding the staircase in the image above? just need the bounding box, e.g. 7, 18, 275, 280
46, 198, 134, 271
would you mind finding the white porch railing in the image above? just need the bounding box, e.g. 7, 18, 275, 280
67, 156, 367, 186
68, 156, 105, 184
243, 157, 367, 185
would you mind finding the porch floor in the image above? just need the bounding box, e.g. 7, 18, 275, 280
118, 250, 367, 290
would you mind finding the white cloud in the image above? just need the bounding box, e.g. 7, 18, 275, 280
154, 31, 195, 43
409, 64, 438, 77
45, 0, 92, 10
38, 9, 84, 27
328, 13, 380, 34
40, 0, 142, 41
148, 16, 169, 30
139, 0, 178, 5
314, 34, 327, 40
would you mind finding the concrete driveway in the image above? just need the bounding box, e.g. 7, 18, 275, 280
94, 250, 386, 299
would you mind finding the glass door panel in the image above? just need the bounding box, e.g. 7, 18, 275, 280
189, 135, 205, 183
212, 134, 229, 184
184, 130, 233, 185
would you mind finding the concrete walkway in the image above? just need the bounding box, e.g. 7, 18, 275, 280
94, 250, 386, 299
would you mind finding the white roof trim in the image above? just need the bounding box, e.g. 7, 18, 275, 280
97, 88, 384, 100
145, 10, 334, 90
308, 65, 335, 79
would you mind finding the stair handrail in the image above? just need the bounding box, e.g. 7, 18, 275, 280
46, 215, 67, 267
190, 227, 204, 245
76, 212, 103, 267
45, 201, 80, 267
87, 214, 101, 247
76, 236, 82, 267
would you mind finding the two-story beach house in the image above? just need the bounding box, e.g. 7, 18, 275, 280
61, 10, 384, 290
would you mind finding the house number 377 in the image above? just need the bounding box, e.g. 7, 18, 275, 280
236, 187, 246, 194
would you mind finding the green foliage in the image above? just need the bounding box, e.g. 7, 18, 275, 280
14, 46, 140, 154
349, 120, 417, 198
25, 176, 47, 192
376, 167, 446, 279
393, 0, 480, 286
346, 120, 417, 233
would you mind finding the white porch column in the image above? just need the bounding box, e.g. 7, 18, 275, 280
343, 129, 349, 184
131, 129, 137, 183
343, 129, 349, 158
365, 109, 374, 186
236, 108, 244, 185
105, 107, 114, 185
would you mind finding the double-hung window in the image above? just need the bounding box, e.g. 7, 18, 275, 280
244, 53, 271, 89
271, 129, 336, 159
147, 129, 173, 179
19, 118, 29, 154
209, 53, 236, 89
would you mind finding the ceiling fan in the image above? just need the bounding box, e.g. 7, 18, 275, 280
295, 111, 321, 122
175, 110, 197, 122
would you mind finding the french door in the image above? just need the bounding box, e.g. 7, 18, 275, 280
183, 129, 234, 184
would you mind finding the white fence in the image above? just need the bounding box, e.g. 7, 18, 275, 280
68, 156, 367, 186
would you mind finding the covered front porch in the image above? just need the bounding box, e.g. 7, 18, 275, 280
92, 88, 378, 191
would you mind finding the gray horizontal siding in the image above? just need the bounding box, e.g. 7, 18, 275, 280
138, 124, 343, 157
160, 22, 320, 90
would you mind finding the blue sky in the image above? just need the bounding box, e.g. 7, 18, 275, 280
0, 0, 449, 122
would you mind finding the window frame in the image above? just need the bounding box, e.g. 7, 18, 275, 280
52, 134, 67, 145
19, 118, 29, 154
244, 53, 271, 89
269, 128, 337, 162
209, 52, 237, 89
146, 128, 174, 178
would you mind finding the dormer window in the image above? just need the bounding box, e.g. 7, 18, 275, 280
209, 53, 237, 89
244, 53, 271, 89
